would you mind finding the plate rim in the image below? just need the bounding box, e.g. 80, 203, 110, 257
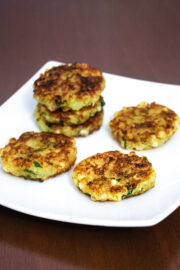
0, 197, 179, 227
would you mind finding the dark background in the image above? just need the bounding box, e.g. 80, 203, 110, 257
1, 0, 180, 106
0, 1, 180, 269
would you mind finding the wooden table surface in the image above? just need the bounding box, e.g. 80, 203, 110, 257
0, 1, 180, 269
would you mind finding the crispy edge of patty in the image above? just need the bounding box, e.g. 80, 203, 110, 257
34, 108, 104, 137
109, 102, 180, 150
37, 96, 104, 125
33, 63, 105, 112
72, 151, 156, 201
0, 131, 77, 181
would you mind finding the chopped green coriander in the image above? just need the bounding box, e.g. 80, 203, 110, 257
127, 190, 133, 196
100, 96, 105, 107
33, 161, 42, 168
122, 136, 127, 149
34, 148, 44, 152
109, 156, 113, 162
55, 99, 61, 107
24, 169, 35, 175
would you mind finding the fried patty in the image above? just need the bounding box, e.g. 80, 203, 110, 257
33, 63, 105, 112
109, 102, 180, 150
34, 107, 104, 137
73, 151, 155, 201
0, 132, 77, 181
36, 96, 104, 125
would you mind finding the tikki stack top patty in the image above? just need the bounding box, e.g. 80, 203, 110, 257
33, 63, 105, 137
33, 62, 105, 111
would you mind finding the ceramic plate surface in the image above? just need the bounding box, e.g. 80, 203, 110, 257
0, 61, 179, 227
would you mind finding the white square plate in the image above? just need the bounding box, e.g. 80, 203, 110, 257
0, 61, 179, 227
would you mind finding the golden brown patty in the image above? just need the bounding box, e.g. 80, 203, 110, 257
0, 132, 77, 181
73, 151, 155, 201
34, 107, 104, 137
109, 102, 180, 150
36, 96, 104, 125
33, 63, 105, 112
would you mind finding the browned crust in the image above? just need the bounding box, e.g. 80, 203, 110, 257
73, 151, 155, 200
33, 63, 105, 111
0, 132, 77, 180
109, 102, 180, 149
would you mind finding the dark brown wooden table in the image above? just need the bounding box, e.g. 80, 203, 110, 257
0, 1, 180, 269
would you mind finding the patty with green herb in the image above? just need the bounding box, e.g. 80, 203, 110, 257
34, 107, 104, 137
36, 96, 104, 125
109, 102, 180, 150
73, 151, 155, 201
33, 63, 105, 112
0, 131, 77, 181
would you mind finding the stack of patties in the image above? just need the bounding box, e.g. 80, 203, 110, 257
33, 63, 105, 137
